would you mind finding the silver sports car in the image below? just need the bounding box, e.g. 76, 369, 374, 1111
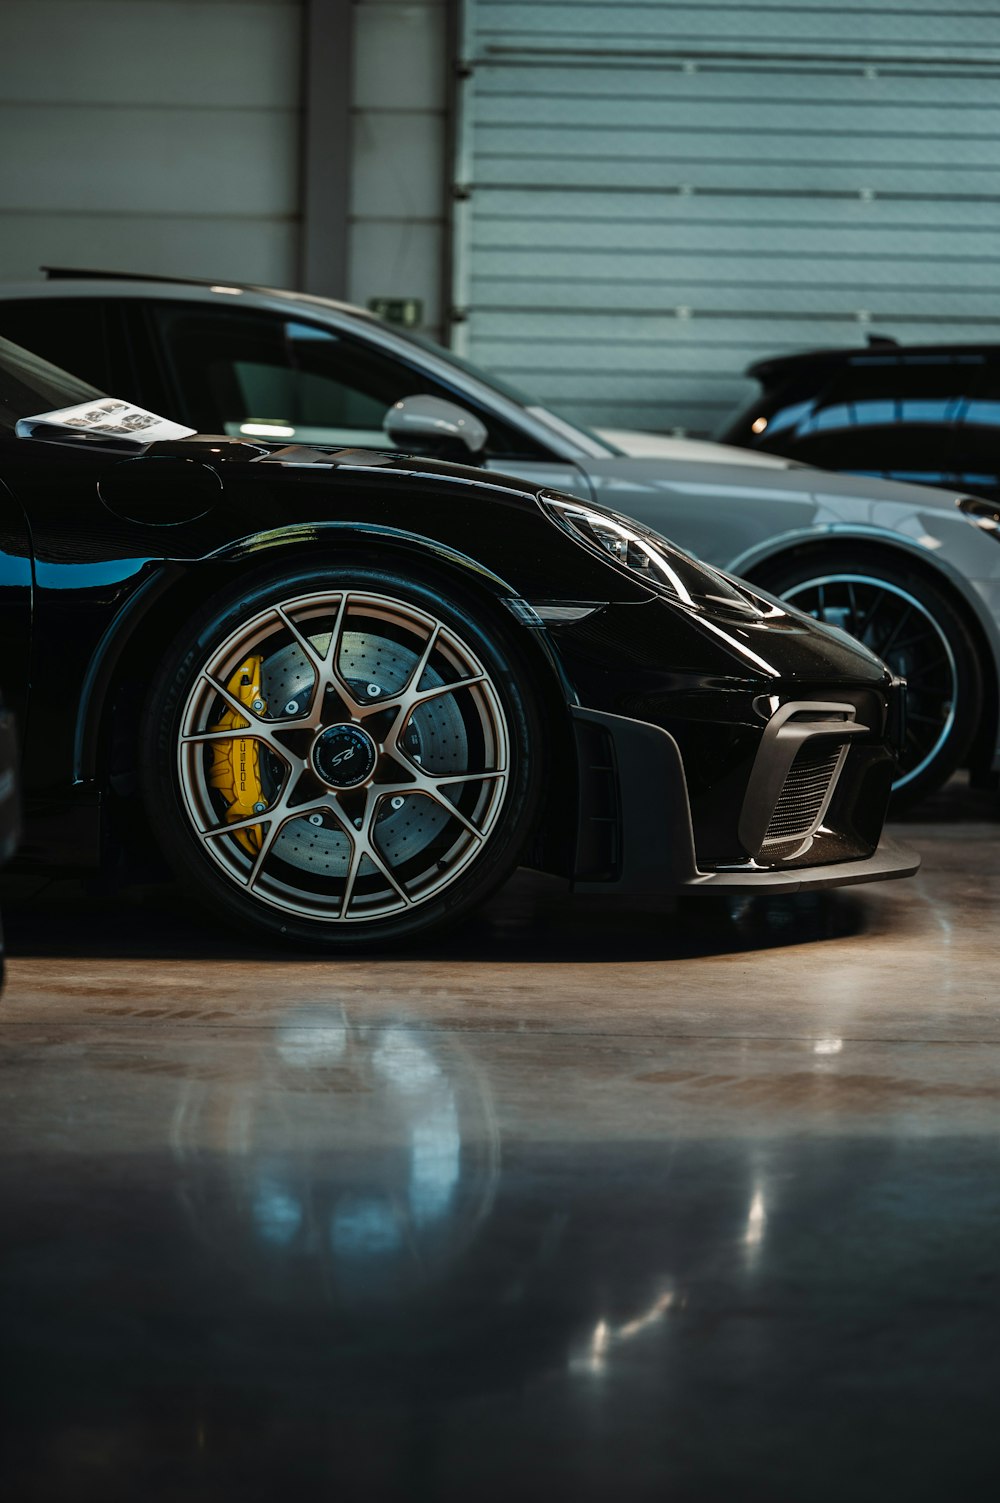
2, 270, 999, 803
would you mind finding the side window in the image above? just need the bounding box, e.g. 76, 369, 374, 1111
0, 298, 113, 392
779, 361, 967, 487
148, 303, 538, 455
955, 362, 1000, 499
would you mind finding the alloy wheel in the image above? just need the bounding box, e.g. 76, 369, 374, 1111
779, 572, 957, 791
176, 590, 511, 923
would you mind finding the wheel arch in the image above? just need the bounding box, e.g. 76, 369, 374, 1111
740, 531, 1000, 775
77, 523, 580, 869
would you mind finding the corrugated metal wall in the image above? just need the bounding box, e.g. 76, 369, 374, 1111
452, 0, 1000, 435
0, 0, 303, 285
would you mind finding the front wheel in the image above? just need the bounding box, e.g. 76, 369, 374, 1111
141, 565, 543, 948
753, 549, 982, 807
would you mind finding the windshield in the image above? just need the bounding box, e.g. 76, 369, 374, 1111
0, 335, 106, 430
383, 325, 621, 456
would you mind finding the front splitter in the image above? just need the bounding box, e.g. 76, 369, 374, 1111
684, 834, 920, 895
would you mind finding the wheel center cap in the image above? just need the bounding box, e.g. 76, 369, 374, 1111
312, 723, 378, 789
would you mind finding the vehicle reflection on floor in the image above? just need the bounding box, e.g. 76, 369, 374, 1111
173, 1008, 502, 1311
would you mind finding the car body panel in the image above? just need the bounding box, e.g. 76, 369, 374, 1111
0, 337, 915, 901
0, 479, 33, 731
595, 429, 801, 467
1, 275, 993, 783
572, 457, 1000, 651
5, 277, 996, 589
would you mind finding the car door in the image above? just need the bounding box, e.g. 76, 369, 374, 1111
955, 361, 1000, 504
0, 459, 33, 735
0, 430, 164, 800
131, 299, 592, 499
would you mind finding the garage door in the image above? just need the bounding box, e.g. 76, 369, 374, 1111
452, 0, 1000, 436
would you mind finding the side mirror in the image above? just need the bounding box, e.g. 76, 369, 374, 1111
383, 395, 488, 463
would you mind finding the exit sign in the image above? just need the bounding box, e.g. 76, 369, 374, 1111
367, 297, 424, 328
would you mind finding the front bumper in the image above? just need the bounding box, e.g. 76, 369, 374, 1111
569, 706, 918, 897
685, 835, 918, 893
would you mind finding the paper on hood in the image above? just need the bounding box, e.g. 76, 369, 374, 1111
18, 397, 195, 443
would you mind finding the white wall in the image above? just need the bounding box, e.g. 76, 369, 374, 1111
348, 0, 451, 337
0, 0, 304, 285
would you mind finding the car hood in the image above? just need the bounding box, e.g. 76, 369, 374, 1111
581, 450, 973, 518
188, 435, 972, 527
595, 428, 802, 468
174, 435, 555, 502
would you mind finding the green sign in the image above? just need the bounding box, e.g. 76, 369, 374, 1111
367, 297, 424, 329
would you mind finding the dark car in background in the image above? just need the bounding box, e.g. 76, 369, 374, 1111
1, 275, 1000, 806
0, 333, 917, 949
719, 337, 1000, 506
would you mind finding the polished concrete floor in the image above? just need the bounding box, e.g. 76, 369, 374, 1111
1, 784, 999, 1500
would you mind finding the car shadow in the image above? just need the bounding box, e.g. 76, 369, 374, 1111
891, 771, 1000, 826
0, 866, 872, 967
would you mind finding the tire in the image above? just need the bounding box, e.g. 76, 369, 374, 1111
752, 548, 982, 808
140, 563, 544, 949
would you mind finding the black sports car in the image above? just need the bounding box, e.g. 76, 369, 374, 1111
0, 689, 19, 988
0, 336, 916, 948
4, 273, 1000, 808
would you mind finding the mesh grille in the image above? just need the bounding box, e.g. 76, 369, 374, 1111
762, 743, 844, 846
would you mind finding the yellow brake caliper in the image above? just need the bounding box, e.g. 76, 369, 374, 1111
208, 656, 267, 855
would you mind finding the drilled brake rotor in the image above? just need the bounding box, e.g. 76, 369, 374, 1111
259, 630, 469, 875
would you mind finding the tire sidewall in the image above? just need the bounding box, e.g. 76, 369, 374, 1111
754, 547, 982, 806
140, 561, 544, 949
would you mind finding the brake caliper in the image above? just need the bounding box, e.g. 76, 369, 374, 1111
208, 656, 267, 854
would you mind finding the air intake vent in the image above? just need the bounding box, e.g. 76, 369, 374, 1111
762, 743, 845, 848
572, 719, 620, 881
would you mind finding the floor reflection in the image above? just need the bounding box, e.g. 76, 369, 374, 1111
2, 801, 998, 1500
172, 1008, 500, 1309
3, 999, 1000, 1500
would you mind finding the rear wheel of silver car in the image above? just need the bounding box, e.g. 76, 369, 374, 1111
141, 565, 543, 948
754, 550, 982, 808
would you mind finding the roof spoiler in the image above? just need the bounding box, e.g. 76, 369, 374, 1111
41, 265, 231, 288
746, 332, 901, 382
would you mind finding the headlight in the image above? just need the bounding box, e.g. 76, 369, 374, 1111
544, 496, 689, 594
957, 494, 1000, 540
539, 493, 762, 618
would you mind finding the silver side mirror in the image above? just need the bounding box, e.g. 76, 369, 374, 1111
383, 395, 488, 461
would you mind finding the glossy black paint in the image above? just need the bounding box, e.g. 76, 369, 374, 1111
0, 337, 907, 894
719, 340, 1000, 503
0, 279, 985, 807
0, 691, 20, 989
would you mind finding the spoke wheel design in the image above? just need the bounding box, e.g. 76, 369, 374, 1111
172, 588, 513, 927
774, 566, 979, 799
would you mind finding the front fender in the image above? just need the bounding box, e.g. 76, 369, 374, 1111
73, 521, 573, 786
730, 521, 1000, 652
201, 518, 524, 602
728, 520, 961, 580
